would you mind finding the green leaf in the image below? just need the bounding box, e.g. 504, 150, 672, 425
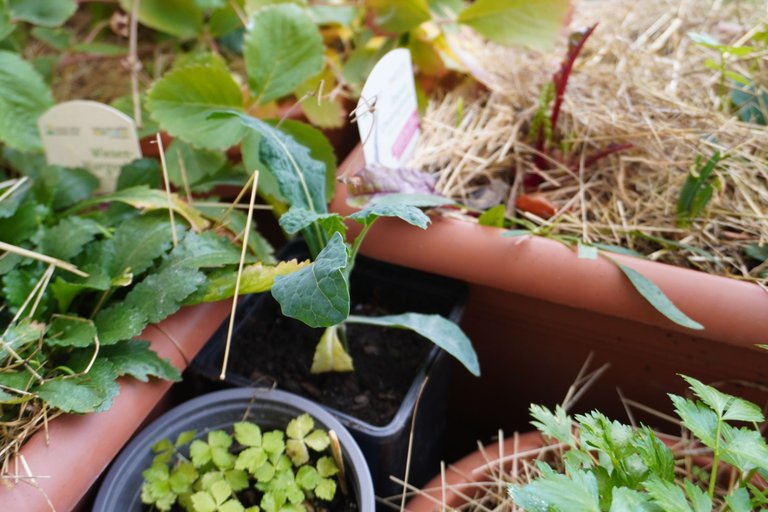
94, 303, 148, 345
116, 158, 162, 191
510, 468, 600, 512
164, 139, 227, 187
279, 207, 343, 236
295, 465, 320, 490
9, 0, 76, 27
720, 424, 768, 473
577, 241, 598, 260
368, 192, 453, 208
119, 0, 203, 38
314, 478, 336, 501
724, 487, 753, 512
244, 4, 324, 104
148, 64, 245, 150
262, 430, 285, 455
367, 0, 430, 33
110, 215, 177, 277
236, 446, 268, 473
35, 360, 119, 413
294, 71, 345, 129
745, 244, 768, 262
51, 167, 100, 210
644, 478, 694, 512
234, 422, 262, 447
304, 430, 330, 451
612, 261, 704, 330
669, 394, 718, 447
457, 0, 569, 50
316, 457, 337, 477
683, 480, 712, 512
31, 27, 71, 50
274, 119, 337, 202
529, 404, 574, 447
609, 487, 655, 512
286, 439, 309, 466
72, 42, 127, 56
125, 266, 206, 323
310, 324, 354, 373
677, 152, 722, 227
191, 491, 218, 512
346, 312, 480, 376
218, 111, 328, 257
196, 205, 276, 263
190, 440, 212, 467
163, 231, 243, 270
100, 340, 181, 382
38, 217, 102, 260
45, 316, 97, 348
0, 50, 54, 151
193, 259, 307, 303
271, 232, 349, 327
350, 202, 431, 229
286, 413, 314, 439
478, 204, 506, 227
681, 374, 764, 422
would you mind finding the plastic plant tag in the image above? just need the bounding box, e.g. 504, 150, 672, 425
354, 48, 420, 168
38, 100, 142, 193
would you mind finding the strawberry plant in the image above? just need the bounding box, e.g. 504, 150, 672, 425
0, 155, 302, 466
141, 413, 342, 512
510, 375, 768, 511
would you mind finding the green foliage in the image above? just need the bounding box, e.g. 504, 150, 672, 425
676, 151, 723, 228
511, 376, 768, 511
8, 0, 76, 27
142, 415, 340, 512
119, 0, 204, 38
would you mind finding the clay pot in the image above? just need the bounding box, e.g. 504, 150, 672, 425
331, 145, 768, 450
0, 300, 231, 512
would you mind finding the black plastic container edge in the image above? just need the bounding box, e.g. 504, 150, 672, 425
93, 387, 375, 512
190, 240, 469, 499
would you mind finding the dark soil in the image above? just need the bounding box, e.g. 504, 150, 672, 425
223, 258, 458, 427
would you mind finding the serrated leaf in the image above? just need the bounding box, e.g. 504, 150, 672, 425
457, 0, 569, 50
193, 259, 308, 303
304, 430, 330, 452
45, 316, 97, 347
38, 216, 102, 260
644, 478, 694, 512
635, 427, 675, 482
191, 491, 218, 512
163, 231, 243, 270
225, 469, 249, 493
148, 65, 244, 150
94, 303, 148, 345
219, 499, 245, 512
724, 487, 752, 512
314, 478, 336, 501
190, 439, 212, 467
120, 0, 203, 38
176, 430, 198, 447
235, 422, 263, 447
681, 374, 764, 422
669, 394, 718, 447
236, 446, 268, 473
510, 468, 600, 512
609, 487, 655, 512
52, 167, 100, 210
244, 4, 324, 104
35, 360, 119, 413
287, 413, 314, 439
125, 266, 206, 323
109, 215, 178, 278
316, 456, 337, 477
346, 312, 480, 376
115, 157, 162, 191
683, 480, 712, 512
720, 424, 768, 473
530, 404, 574, 447
0, 50, 54, 151
295, 465, 319, 490
212, 445, 236, 469
272, 232, 349, 327
367, 0, 430, 33
262, 431, 285, 454
613, 261, 704, 330
286, 439, 309, 466
100, 340, 181, 382
9, 0, 76, 27
196, 206, 275, 263
165, 139, 226, 187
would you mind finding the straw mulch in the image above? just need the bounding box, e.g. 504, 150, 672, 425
410, 0, 768, 286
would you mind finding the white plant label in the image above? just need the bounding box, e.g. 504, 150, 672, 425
38, 100, 142, 193
355, 48, 420, 168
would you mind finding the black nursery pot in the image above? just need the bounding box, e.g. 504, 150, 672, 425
190, 240, 468, 499
94, 388, 375, 511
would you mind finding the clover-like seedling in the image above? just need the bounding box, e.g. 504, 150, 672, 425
286, 413, 330, 465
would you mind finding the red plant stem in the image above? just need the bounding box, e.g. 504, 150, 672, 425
550, 24, 598, 135
573, 143, 634, 172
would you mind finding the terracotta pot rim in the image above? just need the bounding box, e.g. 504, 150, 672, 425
330, 145, 768, 348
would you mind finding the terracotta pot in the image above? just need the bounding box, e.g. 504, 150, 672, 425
0, 300, 231, 512
404, 432, 544, 512
331, 145, 768, 451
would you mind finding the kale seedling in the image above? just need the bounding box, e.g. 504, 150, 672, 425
214, 111, 480, 376
142, 413, 341, 512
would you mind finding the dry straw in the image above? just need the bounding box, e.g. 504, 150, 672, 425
410, 0, 768, 285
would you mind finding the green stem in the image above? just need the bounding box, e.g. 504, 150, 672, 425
709, 418, 723, 498
345, 222, 373, 279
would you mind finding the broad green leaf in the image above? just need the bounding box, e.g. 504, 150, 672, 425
94, 303, 148, 345
310, 324, 354, 373
350, 202, 431, 228
510, 468, 600, 512
368, 192, 453, 208
317, 456, 337, 477
478, 204, 505, 227
236, 446, 268, 473
148, 64, 245, 150
720, 424, 768, 473
724, 487, 752, 512
278, 207, 343, 236
0, 0, 12, 41
683, 480, 712, 512
681, 374, 764, 422
45, 316, 97, 348
0, 50, 54, 151
110, 215, 178, 277
163, 231, 243, 270
9, 0, 76, 27
262, 430, 285, 454
294, 70, 345, 129
309, 5, 358, 25
295, 465, 320, 490
164, 139, 226, 187
116, 158, 162, 191
234, 421, 262, 447
244, 4, 324, 104
74, 186, 209, 231
271, 232, 349, 327
643, 478, 694, 512
194, 259, 307, 303
222, 111, 328, 256
613, 261, 704, 330
367, 0, 430, 33
669, 394, 718, 447
125, 266, 206, 323
314, 478, 336, 501
100, 340, 181, 382
529, 404, 574, 447
457, 0, 569, 50
304, 430, 329, 451
191, 491, 218, 512
38, 217, 102, 260
209, 430, 233, 449
609, 487, 654, 512
35, 360, 119, 413
120, 0, 203, 38
274, 119, 337, 202
2, 320, 44, 357
51, 167, 100, 210
346, 312, 480, 376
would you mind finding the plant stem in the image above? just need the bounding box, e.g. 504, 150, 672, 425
709, 418, 723, 497
345, 222, 373, 278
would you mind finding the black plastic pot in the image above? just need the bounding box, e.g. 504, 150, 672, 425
190, 240, 468, 499
93, 387, 375, 512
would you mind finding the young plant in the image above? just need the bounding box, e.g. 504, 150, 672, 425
676, 150, 724, 228
141, 413, 342, 512
509, 375, 768, 511
216, 110, 479, 377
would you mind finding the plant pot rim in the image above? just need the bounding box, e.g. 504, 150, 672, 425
0, 300, 231, 512
93, 387, 376, 512
331, 145, 768, 348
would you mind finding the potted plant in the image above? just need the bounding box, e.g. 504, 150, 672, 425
330, 0, 768, 439
93, 387, 375, 512
405, 371, 768, 512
